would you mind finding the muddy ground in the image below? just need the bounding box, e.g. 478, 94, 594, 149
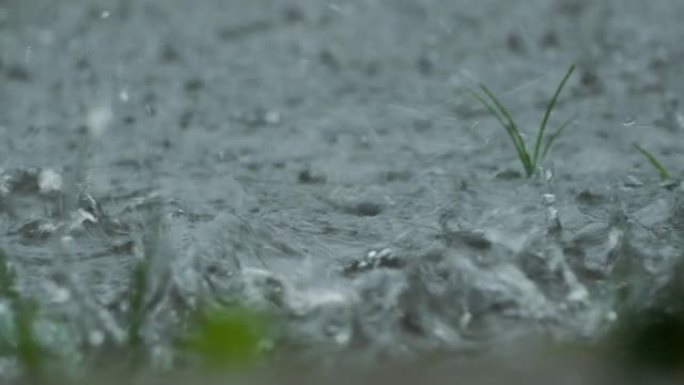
1, 0, 684, 383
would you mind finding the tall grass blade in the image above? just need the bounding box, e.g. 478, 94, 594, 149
127, 258, 150, 348
466, 88, 507, 131
468, 86, 533, 176
14, 300, 44, 379
0, 249, 45, 379
127, 203, 164, 349
0, 249, 18, 300
541, 115, 575, 162
478, 86, 533, 172
633, 144, 670, 182
532, 65, 576, 166
467, 65, 575, 178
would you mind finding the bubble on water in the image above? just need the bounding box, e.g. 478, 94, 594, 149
100, 10, 111, 19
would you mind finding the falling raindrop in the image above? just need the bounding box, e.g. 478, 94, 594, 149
24, 46, 33, 63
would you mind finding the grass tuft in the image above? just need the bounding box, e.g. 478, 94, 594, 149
180, 304, 271, 370
633, 143, 670, 182
468, 65, 576, 177
0, 249, 47, 380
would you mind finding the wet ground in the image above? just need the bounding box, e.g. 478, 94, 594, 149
1, 0, 684, 383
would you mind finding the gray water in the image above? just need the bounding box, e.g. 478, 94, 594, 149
1, 0, 684, 382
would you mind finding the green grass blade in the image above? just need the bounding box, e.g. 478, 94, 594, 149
540, 115, 575, 162
468, 88, 530, 175
466, 88, 509, 132
478, 86, 528, 153
0, 249, 18, 300
474, 85, 533, 176
532, 65, 576, 167
181, 305, 270, 369
127, 258, 150, 347
0, 250, 46, 378
633, 144, 670, 182
14, 300, 45, 379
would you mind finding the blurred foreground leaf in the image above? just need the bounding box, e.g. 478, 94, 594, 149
181, 305, 272, 369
